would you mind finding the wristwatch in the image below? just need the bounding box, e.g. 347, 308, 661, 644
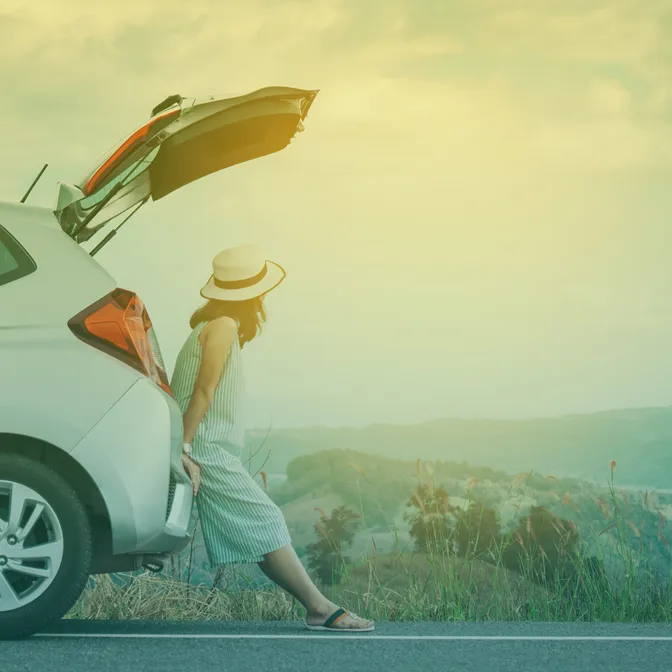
182, 443, 192, 455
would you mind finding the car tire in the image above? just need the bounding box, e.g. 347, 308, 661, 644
0, 453, 92, 640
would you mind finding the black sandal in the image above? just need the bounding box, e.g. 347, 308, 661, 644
304, 608, 375, 632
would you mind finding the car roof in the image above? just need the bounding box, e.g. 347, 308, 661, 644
0, 200, 117, 302
0, 201, 60, 237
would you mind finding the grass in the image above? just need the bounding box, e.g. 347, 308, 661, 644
68, 552, 546, 622
68, 573, 300, 621
68, 546, 672, 623
68, 459, 672, 623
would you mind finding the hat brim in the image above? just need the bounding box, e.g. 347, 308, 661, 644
200, 260, 286, 302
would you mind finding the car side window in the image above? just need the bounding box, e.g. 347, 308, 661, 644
0, 226, 36, 287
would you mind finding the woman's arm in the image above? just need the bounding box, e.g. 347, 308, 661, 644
182, 316, 238, 444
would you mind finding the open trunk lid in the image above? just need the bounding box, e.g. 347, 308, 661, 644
55, 86, 318, 243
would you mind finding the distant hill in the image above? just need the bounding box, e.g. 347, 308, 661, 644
245, 406, 672, 489
280, 449, 672, 576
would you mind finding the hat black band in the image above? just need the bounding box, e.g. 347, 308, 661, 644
213, 263, 268, 290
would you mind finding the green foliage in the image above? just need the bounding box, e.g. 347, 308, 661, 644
502, 506, 580, 582
404, 482, 453, 554
73, 449, 672, 624
306, 505, 360, 585
454, 501, 501, 558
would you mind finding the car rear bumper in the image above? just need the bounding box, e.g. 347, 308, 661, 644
70, 378, 193, 556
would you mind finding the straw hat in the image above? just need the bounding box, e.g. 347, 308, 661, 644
200, 244, 286, 302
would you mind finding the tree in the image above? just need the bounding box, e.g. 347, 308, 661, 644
306, 505, 360, 585
404, 483, 453, 555
454, 501, 501, 558
504, 506, 580, 581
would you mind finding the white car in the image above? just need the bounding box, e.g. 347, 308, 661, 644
0, 87, 317, 639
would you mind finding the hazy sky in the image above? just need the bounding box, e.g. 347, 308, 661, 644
2, 0, 671, 427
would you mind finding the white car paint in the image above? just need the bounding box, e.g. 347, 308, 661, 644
0, 201, 193, 559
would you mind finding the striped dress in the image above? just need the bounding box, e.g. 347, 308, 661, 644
170, 321, 292, 565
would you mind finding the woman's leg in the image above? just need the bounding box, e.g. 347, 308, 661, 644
258, 544, 374, 629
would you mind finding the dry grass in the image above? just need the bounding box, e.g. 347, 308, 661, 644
70, 544, 671, 623
69, 573, 301, 622
68, 458, 672, 623
68, 551, 550, 623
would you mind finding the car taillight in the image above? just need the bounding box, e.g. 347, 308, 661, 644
69, 288, 172, 396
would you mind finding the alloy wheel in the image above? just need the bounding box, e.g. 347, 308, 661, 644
0, 480, 64, 612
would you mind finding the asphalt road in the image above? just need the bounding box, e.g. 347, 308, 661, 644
2, 620, 672, 672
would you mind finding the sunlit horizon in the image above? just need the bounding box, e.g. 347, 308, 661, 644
2, 0, 671, 427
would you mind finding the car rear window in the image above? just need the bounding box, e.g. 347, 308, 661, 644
0, 225, 36, 287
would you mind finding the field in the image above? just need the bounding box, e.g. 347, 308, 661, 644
69, 439, 672, 623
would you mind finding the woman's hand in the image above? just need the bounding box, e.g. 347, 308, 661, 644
182, 453, 201, 496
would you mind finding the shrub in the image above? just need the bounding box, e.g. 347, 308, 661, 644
404, 482, 453, 555
503, 505, 580, 582
306, 505, 360, 585
454, 501, 501, 558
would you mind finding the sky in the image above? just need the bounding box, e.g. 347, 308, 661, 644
1, 0, 672, 427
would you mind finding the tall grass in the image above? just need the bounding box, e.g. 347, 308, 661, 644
69, 459, 672, 622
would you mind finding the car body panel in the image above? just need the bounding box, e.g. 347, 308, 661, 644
70, 378, 192, 554
0, 203, 116, 320
0, 204, 147, 451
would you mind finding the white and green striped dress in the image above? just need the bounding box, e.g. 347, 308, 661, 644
170, 321, 292, 566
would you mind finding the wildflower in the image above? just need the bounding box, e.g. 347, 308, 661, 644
411, 492, 426, 512
594, 497, 611, 520
621, 490, 630, 511
599, 523, 616, 536
525, 517, 537, 540
626, 520, 640, 538
512, 472, 530, 488
514, 531, 526, 551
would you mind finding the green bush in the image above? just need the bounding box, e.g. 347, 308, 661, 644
306, 505, 360, 585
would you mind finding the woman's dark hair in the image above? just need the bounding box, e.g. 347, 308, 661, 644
189, 295, 267, 348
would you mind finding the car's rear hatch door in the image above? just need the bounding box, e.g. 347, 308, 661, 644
55, 87, 318, 242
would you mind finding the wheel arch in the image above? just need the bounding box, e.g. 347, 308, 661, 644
0, 433, 112, 561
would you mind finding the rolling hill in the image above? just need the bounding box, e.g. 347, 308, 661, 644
173, 445, 672, 589
245, 405, 672, 489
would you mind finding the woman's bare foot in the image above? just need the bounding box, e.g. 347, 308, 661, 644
306, 602, 374, 630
